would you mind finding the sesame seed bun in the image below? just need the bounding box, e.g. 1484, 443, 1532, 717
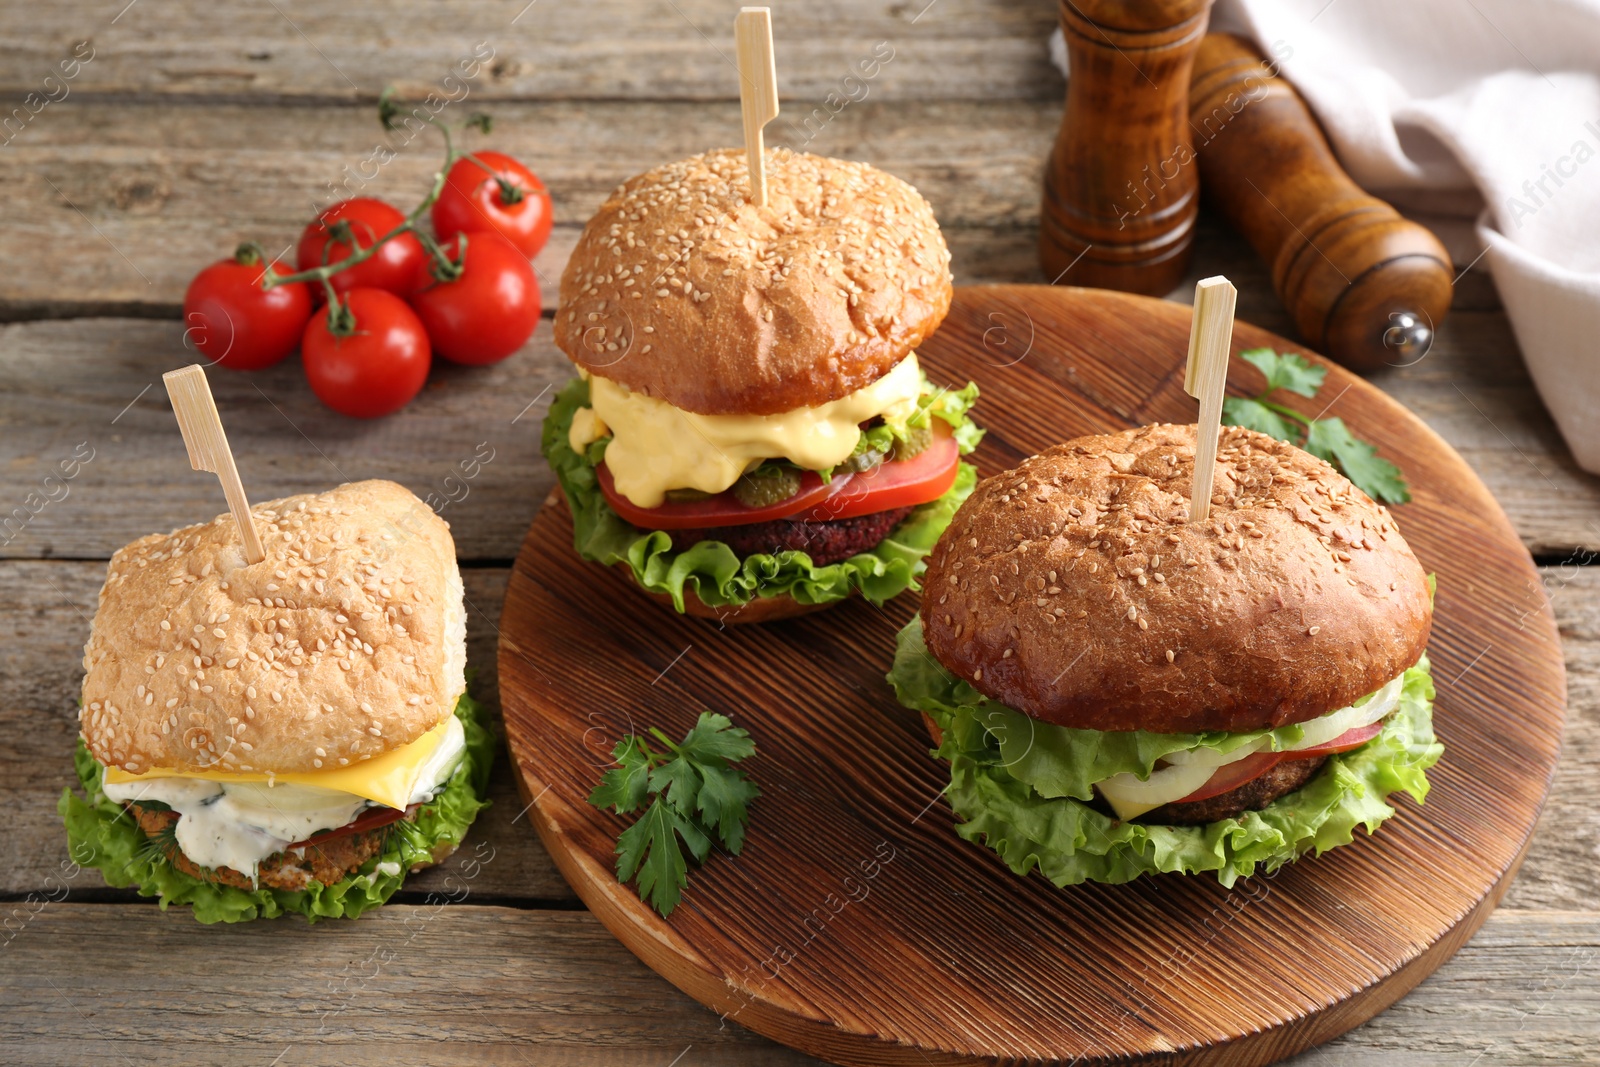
79, 480, 466, 776
920, 424, 1431, 734
555, 148, 953, 416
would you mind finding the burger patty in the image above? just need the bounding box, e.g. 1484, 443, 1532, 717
127, 802, 451, 891
674, 506, 914, 566
1137, 756, 1330, 826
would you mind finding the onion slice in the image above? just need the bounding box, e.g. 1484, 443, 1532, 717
1093, 670, 1407, 817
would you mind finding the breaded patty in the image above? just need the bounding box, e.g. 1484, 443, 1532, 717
128, 802, 446, 890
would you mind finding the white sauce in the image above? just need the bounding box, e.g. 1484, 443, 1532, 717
102, 714, 467, 883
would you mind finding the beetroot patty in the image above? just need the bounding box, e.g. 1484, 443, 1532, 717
673, 506, 915, 566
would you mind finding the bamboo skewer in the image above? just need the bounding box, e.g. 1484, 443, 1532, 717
1183, 276, 1237, 524
735, 7, 779, 206
163, 364, 266, 563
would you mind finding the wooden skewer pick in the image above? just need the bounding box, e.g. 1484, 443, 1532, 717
1183, 276, 1237, 524
163, 364, 266, 563
735, 6, 779, 206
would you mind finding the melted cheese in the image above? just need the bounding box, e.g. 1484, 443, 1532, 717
572, 353, 925, 508
103, 710, 460, 811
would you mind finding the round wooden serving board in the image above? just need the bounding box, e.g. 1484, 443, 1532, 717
499, 286, 1566, 1066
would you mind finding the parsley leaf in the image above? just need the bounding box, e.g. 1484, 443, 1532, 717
1239, 348, 1325, 398
587, 737, 651, 814
590, 712, 760, 917
614, 798, 705, 917
1221, 348, 1410, 504
649, 752, 703, 816
1304, 417, 1411, 504
676, 712, 758, 763
1221, 396, 1299, 443
696, 763, 761, 854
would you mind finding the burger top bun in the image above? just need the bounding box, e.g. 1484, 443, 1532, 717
555, 148, 952, 416
920, 424, 1432, 734
80, 480, 466, 776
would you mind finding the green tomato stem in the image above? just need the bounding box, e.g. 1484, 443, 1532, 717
263, 109, 463, 290
460, 150, 524, 205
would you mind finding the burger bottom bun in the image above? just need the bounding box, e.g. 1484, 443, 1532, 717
614, 563, 843, 624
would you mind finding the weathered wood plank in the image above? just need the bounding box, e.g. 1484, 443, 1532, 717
0, 561, 576, 903
5, 297, 1595, 562
0, 318, 565, 562
1506, 561, 1600, 913
0, 904, 829, 1066
0, 0, 1061, 103
5, 558, 1597, 913
0, 905, 1595, 1065
0, 98, 1056, 316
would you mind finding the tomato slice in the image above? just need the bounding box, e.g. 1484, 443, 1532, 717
1169, 751, 1283, 806
597, 465, 854, 530
291, 803, 416, 849
1166, 721, 1388, 808
596, 422, 962, 531
800, 428, 961, 522
1281, 721, 1385, 759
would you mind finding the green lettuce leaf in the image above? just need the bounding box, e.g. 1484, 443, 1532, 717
59, 692, 494, 923
887, 618, 1442, 887
541, 376, 982, 613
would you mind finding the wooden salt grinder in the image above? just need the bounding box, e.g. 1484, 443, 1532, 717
1189, 33, 1453, 370
1039, 0, 1214, 296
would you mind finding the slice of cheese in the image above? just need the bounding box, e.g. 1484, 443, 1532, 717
1098, 793, 1164, 823
578, 352, 925, 508
102, 715, 453, 810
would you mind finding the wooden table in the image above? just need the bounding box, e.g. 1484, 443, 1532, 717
2, 3, 1596, 1063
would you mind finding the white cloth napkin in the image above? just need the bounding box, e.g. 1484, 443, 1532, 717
1052, 0, 1600, 473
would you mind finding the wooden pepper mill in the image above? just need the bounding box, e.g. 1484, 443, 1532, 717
1189, 34, 1453, 370
1039, 0, 1214, 296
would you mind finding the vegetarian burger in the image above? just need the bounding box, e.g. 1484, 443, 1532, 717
61, 480, 492, 922
543, 148, 982, 622
889, 424, 1443, 885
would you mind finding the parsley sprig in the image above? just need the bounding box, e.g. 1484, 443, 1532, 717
1223, 348, 1411, 505
588, 712, 760, 917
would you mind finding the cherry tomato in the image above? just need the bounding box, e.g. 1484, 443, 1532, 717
300, 289, 431, 419
432, 151, 553, 258
182, 252, 312, 371
297, 198, 425, 298
408, 231, 540, 365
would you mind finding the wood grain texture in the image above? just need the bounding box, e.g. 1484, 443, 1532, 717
1, 904, 1596, 1066
498, 286, 1566, 1065
0, 98, 1055, 317
1039, 0, 1209, 293
0, 904, 829, 1066
4, 305, 1596, 563
0, 0, 1061, 103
